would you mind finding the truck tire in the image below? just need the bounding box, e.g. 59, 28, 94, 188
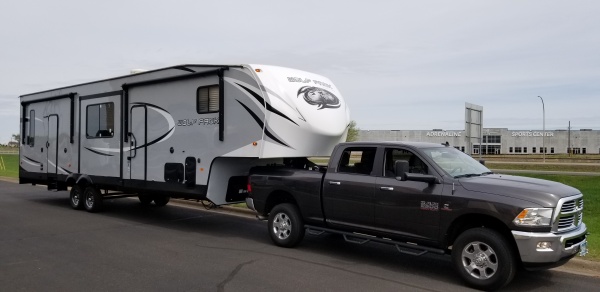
153, 195, 170, 207
83, 186, 103, 213
452, 228, 516, 290
70, 185, 84, 210
138, 195, 153, 206
268, 203, 305, 248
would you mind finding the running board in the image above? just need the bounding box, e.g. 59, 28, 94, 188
305, 225, 445, 256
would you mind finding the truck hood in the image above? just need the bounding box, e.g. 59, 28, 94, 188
459, 174, 581, 207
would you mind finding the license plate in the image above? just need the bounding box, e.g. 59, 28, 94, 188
579, 240, 588, 257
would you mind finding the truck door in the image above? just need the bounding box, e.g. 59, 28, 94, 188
374, 148, 442, 242
322, 146, 377, 229
46, 115, 59, 177
128, 105, 147, 181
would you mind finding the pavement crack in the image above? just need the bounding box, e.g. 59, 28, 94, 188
216, 259, 257, 292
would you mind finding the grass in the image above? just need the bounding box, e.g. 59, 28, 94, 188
0, 154, 18, 178
487, 162, 600, 173
511, 173, 599, 260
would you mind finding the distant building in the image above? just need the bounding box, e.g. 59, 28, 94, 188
7, 141, 18, 148
359, 128, 600, 155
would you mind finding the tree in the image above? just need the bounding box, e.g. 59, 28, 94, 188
11, 133, 20, 143
346, 120, 359, 142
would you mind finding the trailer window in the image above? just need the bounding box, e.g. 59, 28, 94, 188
27, 110, 35, 146
86, 102, 114, 138
197, 85, 220, 114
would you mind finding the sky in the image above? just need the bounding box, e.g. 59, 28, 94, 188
1, 0, 599, 143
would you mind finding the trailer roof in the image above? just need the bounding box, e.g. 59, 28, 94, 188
20, 64, 245, 98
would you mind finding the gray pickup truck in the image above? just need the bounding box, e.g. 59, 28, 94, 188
246, 142, 588, 290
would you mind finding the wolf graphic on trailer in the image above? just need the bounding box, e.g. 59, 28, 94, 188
19, 64, 350, 211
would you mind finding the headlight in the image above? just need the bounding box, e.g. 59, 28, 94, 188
513, 208, 553, 226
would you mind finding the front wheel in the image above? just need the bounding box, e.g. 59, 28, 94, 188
153, 195, 170, 207
268, 203, 305, 248
70, 185, 84, 210
452, 228, 516, 290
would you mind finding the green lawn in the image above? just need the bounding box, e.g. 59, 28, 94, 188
0, 154, 18, 178
516, 173, 599, 260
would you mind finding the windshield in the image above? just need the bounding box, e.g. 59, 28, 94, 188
421, 147, 491, 178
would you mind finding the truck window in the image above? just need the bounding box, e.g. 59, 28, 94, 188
197, 85, 220, 114
384, 148, 428, 177
337, 147, 376, 175
86, 103, 114, 138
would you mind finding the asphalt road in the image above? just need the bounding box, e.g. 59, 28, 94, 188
1, 181, 598, 291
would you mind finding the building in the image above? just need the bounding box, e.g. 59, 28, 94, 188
359, 128, 600, 155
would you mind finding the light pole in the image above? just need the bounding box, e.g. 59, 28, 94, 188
538, 96, 545, 163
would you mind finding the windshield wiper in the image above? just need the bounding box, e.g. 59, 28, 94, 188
454, 173, 482, 178
481, 171, 494, 175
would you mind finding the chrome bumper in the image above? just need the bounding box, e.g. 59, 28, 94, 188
512, 223, 587, 263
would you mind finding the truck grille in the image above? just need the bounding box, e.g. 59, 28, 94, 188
554, 195, 584, 233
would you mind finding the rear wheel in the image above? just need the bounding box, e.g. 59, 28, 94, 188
138, 195, 153, 206
69, 185, 84, 210
83, 186, 103, 213
452, 228, 516, 290
268, 203, 305, 247
153, 195, 170, 207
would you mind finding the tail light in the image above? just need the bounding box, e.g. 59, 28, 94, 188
247, 177, 252, 194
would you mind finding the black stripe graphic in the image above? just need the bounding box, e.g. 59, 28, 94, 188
236, 83, 299, 126
84, 147, 114, 157
131, 102, 169, 113
236, 100, 290, 148
175, 66, 196, 73
24, 156, 41, 164
134, 127, 175, 150
58, 166, 73, 174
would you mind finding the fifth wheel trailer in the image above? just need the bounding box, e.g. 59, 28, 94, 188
19, 64, 350, 211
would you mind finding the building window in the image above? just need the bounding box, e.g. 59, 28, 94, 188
524, 147, 527, 153
551, 147, 555, 154
86, 103, 114, 138
461, 146, 465, 152
509, 147, 513, 153
583, 148, 587, 154
197, 85, 220, 113
532, 147, 536, 153
515, 147, 522, 153
483, 135, 501, 144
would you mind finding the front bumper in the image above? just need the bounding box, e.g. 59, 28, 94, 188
512, 223, 587, 264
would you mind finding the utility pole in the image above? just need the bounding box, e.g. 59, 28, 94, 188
538, 96, 545, 163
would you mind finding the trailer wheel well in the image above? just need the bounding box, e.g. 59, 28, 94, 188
264, 190, 298, 215
446, 214, 517, 254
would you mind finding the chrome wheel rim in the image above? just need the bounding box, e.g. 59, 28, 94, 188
85, 191, 94, 209
461, 241, 498, 279
272, 212, 292, 240
72, 190, 80, 206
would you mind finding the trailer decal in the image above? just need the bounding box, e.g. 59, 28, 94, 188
22, 156, 41, 167
297, 86, 341, 110
235, 100, 291, 148
84, 147, 115, 157
236, 83, 299, 126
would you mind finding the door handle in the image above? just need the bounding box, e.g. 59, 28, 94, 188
329, 181, 341, 185
380, 186, 394, 191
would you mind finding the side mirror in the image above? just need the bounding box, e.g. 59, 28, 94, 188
404, 173, 440, 184
479, 159, 485, 165
394, 160, 409, 180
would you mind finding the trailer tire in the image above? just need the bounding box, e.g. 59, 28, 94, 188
268, 203, 305, 248
83, 186, 103, 213
153, 196, 170, 207
69, 185, 84, 210
452, 228, 516, 291
138, 195, 153, 206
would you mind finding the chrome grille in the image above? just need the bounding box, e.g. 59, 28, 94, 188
554, 195, 584, 233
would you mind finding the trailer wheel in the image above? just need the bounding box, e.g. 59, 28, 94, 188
83, 186, 103, 213
452, 228, 516, 290
153, 196, 170, 207
69, 185, 84, 210
268, 203, 305, 248
138, 195, 153, 206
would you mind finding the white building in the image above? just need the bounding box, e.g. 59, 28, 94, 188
359, 128, 600, 155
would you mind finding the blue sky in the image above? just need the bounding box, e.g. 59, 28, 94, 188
1, 0, 598, 143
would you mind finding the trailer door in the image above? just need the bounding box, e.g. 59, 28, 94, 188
128, 105, 147, 181
46, 115, 59, 177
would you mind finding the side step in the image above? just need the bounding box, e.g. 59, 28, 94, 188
305, 225, 445, 256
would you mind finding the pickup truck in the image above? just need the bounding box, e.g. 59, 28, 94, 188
246, 141, 588, 290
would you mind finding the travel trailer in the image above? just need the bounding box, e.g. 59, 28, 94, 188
19, 64, 350, 211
